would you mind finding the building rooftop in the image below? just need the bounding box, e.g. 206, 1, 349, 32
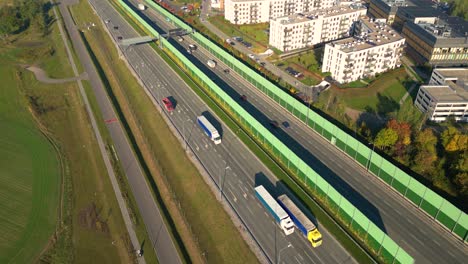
228, 0, 264, 2
423, 68, 468, 102
380, 0, 433, 7
273, 4, 366, 25
398, 6, 442, 18
416, 16, 468, 39
329, 17, 404, 52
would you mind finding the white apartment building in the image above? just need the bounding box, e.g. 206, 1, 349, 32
321, 17, 405, 83
269, 5, 367, 51
414, 68, 468, 122
224, 0, 336, 24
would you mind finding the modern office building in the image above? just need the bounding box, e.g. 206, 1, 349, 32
401, 16, 468, 66
368, 0, 433, 25
269, 5, 367, 51
414, 68, 468, 122
224, 0, 336, 24
321, 17, 405, 83
392, 6, 441, 31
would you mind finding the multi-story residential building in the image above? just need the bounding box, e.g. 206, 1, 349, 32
321, 17, 405, 83
224, 0, 336, 24
368, 0, 433, 25
414, 68, 468, 122
401, 16, 468, 66
211, 0, 224, 9
269, 4, 367, 51
224, 0, 270, 24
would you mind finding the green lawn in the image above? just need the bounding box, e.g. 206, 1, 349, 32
0, 59, 60, 264
331, 68, 411, 112
0, 2, 137, 262
284, 49, 322, 73
208, 15, 269, 53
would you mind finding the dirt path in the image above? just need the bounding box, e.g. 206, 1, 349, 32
24, 65, 88, 84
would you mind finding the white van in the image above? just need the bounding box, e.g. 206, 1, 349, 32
207, 60, 217, 68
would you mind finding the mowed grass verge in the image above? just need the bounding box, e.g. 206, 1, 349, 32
0, 61, 60, 264
0, 5, 134, 263
81, 0, 259, 263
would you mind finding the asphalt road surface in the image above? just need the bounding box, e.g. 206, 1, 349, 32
90, 0, 357, 263
120, 1, 467, 263
59, 0, 182, 263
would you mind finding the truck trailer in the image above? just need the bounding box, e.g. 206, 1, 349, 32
254, 186, 294, 235
138, 3, 146, 10
197, 116, 221, 144
277, 194, 322, 247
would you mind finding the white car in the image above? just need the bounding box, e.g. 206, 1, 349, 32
248, 54, 255, 60
177, 36, 184, 42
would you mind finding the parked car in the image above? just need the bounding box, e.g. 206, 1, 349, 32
259, 62, 266, 67
162, 97, 174, 111
233, 36, 243, 42
177, 36, 184, 42
188, 44, 197, 50
242, 41, 252, 48
117, 36, 123, 40
186, 49, 192, 54
248, 54, 255, 60
224, 69, 230, 73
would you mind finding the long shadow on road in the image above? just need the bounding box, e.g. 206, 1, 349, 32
126, 0, 387, 233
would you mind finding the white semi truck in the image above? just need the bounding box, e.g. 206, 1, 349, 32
254, 185, 294, 235
197, 116, 221, 144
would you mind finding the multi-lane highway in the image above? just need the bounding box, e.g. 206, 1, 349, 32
121, 1, 467, 263
90, 0, 357, 263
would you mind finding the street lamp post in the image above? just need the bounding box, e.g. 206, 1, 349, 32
220, 166, 230, 199
366, 142, 376, 171
277, 243, 292, 264
306, 86, 313, 126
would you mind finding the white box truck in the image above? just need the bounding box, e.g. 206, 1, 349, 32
197, 116, 221, 144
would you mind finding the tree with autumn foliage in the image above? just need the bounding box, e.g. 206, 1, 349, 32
374, 128, 398, 150
411, 128, 438, 178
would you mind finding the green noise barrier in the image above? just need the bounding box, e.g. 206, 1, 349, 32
141, 0, 467, 244
119, 0, 434, 262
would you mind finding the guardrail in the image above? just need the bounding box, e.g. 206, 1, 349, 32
119, 1, 414, 262
143, 0, 468, 244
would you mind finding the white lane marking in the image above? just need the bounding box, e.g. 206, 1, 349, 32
228, 188, 237, 202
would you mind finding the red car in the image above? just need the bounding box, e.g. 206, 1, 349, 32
162, 97, 174, 111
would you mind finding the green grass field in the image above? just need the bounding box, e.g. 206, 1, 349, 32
326, 68, 411, 112
0, 3, 135, 262
209, 15, 269, 53
0, 55, 60, 264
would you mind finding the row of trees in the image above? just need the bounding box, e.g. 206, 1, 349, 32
0, 0, 50, 39
370, 119, 467, 204
442, 0, 468, 20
